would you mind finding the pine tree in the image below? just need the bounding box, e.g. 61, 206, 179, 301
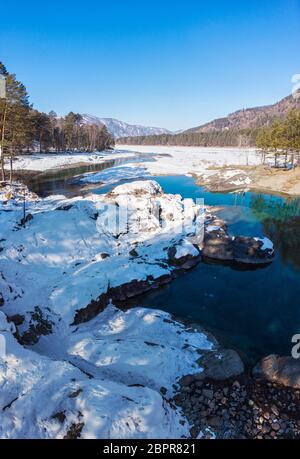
0, 62, 31, 181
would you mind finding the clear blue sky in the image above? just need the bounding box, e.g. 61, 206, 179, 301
1, 0, 299, 130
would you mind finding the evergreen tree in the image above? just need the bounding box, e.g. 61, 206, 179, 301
0, 62, 31, 181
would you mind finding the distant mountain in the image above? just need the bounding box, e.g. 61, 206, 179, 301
80, 114, 172, 139
184, 92, 300, 134
116, 92, 300, 148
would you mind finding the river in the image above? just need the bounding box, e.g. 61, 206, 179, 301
24, 161, 300, 364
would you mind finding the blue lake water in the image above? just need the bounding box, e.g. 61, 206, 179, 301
142, 176, 300, 364
27, 170, 300, 364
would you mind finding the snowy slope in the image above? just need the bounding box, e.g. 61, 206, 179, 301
0, 180, 204, 324
0, 180, 216, 439
0, 309, 212, 439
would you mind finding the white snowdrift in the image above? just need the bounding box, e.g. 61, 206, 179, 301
0, 305, 213, 439
66, 305, 212, 394
117, 145, 261, 177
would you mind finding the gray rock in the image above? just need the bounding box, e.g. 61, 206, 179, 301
271, 404, 279, 416
272, 423, 280, 432
202, 233, 274, 266
202, 389, 214, 399
197, 349, 244, 381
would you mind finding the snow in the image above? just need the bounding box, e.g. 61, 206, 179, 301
2, 185, 196, 323
79, 164, 150, 185
206, 225, 222, 232
0, 179, 215, 438
65, 305, 212, 393
6, 150, 136, 172
0, 148, 277, 438
5, 145, 262, 196
110, 179, 163, 196
0, 141, 279, 439
175, 240, 199, 259
254, 237, 274, 252
0, 306, 212, 439
8, 146, 261, 181
117, 145, 261, 176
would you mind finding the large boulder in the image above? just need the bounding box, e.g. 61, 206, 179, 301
197, 349, 245, 381
253, 354, 300, 389
179, 349, 245, 384
202, 230, 274, 266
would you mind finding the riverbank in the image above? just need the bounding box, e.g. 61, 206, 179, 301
194, 164, 300, 197
116, 145, 300, 198
5, 147, 300, 198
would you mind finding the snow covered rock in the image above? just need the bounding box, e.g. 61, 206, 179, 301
0, 179, 274, 439
254, 237, 274, 254
0, 306, 214, 439
67, 305, 213, 394
0, 180, 203, 327
109, 179, 163, 196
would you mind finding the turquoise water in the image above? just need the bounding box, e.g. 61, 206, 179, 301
137, 176, 300, 363
27, 170, 300, 363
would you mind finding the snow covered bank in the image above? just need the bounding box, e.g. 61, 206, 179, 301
0, 309, 213, 439
117, 145, 262, 176
8, 147, 261, 191
0, 180, 204, 326
8, 146, 299, 196
5, 150, 137, 172
0, 179, 274, 331
8, 146, 261, 174
77, 146, 261, 193
0, 179, 274, 438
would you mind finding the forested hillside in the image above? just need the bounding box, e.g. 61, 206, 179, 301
117, 128, 260, 147
118, 92, 300, 148
185, 93, 300, 134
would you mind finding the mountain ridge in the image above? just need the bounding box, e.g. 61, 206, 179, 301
183, 92, 300, 134
80, 114, 173, 139
116, 92, 300, 148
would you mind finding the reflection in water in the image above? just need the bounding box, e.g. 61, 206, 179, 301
24, 159, 116, 197
251, 195, 300, 271
24, 153, 157, 198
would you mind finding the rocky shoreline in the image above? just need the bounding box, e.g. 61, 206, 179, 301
175, 372, 300, 439
174, 351, 300, 439
194, 164, 300, 197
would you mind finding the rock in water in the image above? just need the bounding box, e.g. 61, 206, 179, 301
202, 231, 274, 266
